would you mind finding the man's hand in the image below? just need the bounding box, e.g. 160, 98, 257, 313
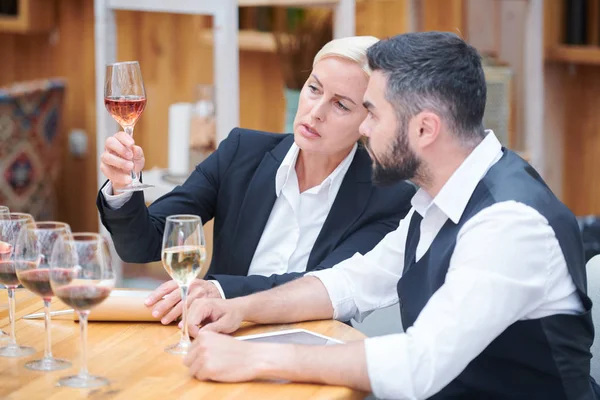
145, 279, 223, 325
183, 331, 263, 382
185, 298, 244, 337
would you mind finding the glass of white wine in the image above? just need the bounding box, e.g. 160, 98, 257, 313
161, 215, 206, 355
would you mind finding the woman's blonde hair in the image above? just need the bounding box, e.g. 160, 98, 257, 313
313, 36, 379, 76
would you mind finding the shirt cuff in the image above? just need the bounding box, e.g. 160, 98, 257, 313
306, 266, 357, 321
208, 280, 226, 299
102, 181, 134, 210
364, 334, 410, 399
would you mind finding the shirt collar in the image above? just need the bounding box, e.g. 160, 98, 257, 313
275, 142, 358, 202
411, 130, 503, 223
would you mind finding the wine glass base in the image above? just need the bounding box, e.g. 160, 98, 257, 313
165, 340, 191, 355
57, 374, 110, 389
115, 182, 154, 193
0, 344, 36, 358
25, 357, 71, 371
0, 330, 8, 340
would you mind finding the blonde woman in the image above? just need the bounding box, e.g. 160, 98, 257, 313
97, 36, 415, 324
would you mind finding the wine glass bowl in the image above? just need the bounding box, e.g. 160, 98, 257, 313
50, 233, 115, 388
104, 61, 152, 192
161, 215, 207, 355
0, 213, 35, 357
15, 221, 72, 370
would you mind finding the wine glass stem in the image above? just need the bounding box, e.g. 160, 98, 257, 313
7, 287, 17, 346
124, 126, 138, 183
180, 285, 191, 346
78, 311, 90, 377
43, 299, 53, 360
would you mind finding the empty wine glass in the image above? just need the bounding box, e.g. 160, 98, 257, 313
15, 222, 73, 371
0, 213, 35, 357
161, 215, 207, 355
50, 233, 115, 388
104, 61, 152, 192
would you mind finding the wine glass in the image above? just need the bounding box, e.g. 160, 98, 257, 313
0, 213, 36, 357
50, 233, 115, 388
161, 215, 207, 354
0, 205, 9, 339
104, 61, 152, 192
15, 222, 73, 371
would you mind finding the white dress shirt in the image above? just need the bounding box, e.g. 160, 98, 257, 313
103, 142, 357, 299
307, 131, 583, 400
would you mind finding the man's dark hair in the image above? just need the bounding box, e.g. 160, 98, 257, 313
367, 31, 487, 142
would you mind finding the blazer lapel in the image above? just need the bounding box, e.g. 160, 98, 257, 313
226, 135, 294, 275
306, 147, 372, 270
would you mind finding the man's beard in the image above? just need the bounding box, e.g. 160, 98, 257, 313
366, 124, 422, 186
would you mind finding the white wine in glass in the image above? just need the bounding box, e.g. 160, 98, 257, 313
161, 215, 207, 355
104, 61, 152, 192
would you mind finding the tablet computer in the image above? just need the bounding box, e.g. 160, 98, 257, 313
236, 328, 344, 346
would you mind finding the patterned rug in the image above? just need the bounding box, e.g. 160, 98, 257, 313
0, 79, 66, 221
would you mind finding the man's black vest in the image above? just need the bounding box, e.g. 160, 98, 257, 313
398, 150, 597, 399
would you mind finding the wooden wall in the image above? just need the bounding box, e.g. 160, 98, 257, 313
0, 0, 97, 232
543, 0, 600, 216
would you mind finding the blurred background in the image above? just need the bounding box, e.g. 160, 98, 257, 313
0, 0, 599, 289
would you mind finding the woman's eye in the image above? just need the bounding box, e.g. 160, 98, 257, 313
336, 101, 350, 112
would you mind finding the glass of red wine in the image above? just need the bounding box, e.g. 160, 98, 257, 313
49, 233, 115, 388
104, 61, 151, 192
0, 213, 36, 357
15, 221, 73, 371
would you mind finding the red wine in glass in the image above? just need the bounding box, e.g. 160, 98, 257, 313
54, 286, 112, 311
17, 266, 54, 300
49, 233, 115, 388
0, 261, 19, 287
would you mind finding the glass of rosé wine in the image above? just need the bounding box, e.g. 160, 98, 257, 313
15, 221, 73, 371
104, 61, 152, 192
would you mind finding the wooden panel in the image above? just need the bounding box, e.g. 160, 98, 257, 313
543, 0, 563, 49
547, 46, 600, 65
542, 63, 566, 198
588, 0, 599, 46
0, 0, 98, 233
356, 0, 409, 37
114, 11, 213, 171
421, 0, 465, 37
239, 0, 340, 5
497, 0, 527, 151
466, 0, 497, 55
0, 0, 55, 33
563, 66, 600, 215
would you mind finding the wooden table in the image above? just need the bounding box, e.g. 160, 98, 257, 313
0, 290, 367, 399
